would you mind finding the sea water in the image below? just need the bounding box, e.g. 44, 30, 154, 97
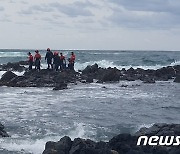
0, 50, 180, 154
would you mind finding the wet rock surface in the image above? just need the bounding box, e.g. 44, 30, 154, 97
42, 124, 180, 154
0, 61, 27, 72
81, 64, 180, 83
0, 62, 180, 89
0, 122, 9, 137
0, 69, 79, 89
0, 71, 17, 82
174, 75, 180, 83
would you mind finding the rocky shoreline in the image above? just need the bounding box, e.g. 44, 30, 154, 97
0, 61, 180, 153
1, 122, 180, 154
42, 123, 180, 154
0, 61, 180, 89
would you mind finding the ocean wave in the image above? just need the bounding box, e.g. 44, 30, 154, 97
0, 52, 28, 58
68, 122, 95, 140
75, 60, 180, 71
75, 60, 117, 71
0, 122, 95, 154
0, 136, 61, 154
170, 60, 180, 66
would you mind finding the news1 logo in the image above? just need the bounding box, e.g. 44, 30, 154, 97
137, 136, 180, 146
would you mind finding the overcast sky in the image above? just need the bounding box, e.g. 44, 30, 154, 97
0, 0, 180, 50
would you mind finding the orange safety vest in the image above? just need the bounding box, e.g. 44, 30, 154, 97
29, 55, 33, 62
34, 53, 41, 60
70, 55, 75, 63
60, 55, 65, 60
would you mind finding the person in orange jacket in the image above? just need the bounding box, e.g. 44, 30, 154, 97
69, 52, 75, 70
53, 51, 60, 71
27, 52, 33, 70
60, 52, 66, 70
34, 50, 41, 71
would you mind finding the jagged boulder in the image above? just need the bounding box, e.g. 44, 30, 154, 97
42, 123, 180, 154
0, 61, 26, 72
135, 123, 180, 136
0, 71, 17, 81
43, 136, 72, 154
126, 67, 137, 75
82, 63, 99, 74
100, 68, 120, 82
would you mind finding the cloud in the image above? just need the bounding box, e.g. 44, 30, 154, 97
105, 0, 180, 29
49, 1, 94, 17
0, 14, 12, 23
19, 4, 54, 15
0, 6, 4, 11
109, 0, 169, 12
0, 18, 11, 22
20, 1, 29, 5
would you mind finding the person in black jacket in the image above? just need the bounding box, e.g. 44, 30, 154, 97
45, 48, 53, 69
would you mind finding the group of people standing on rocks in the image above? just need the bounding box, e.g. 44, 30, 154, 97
28, 48, 76, 71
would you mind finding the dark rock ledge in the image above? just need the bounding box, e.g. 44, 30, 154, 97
42, 123, 180, 154
0, 61, 180, 89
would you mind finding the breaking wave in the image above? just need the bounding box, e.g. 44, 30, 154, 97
75, 60, 180, 71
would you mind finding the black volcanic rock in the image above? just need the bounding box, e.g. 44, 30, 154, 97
0, 61, 27, 72
0, 71, 17, 82
1, 61, 180, 88
100, 68, 120, 82
82, 63, 99, 74
0, 69, 79, 88
174, 75, 180, 83
135, 123, 180, 136
0, 123, 9, 137
42, 123, 180, 154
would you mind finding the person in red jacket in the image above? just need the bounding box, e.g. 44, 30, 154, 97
28, 52, 33, 70
60, 52, 66, 70
34, 50, 41, 71
53, 51, 60, 71
69, 52, 75, 70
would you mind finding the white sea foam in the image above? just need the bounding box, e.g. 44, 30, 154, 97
75, 60, 180, 71
0, 136, 61, 154
136, 123, 154, 132
170, 60, 180, 66
0, 71, 6, 79
0, 122, 95, 154
68, 122, 95, 140
0, 52, 26, 57
75, 60, 118, 71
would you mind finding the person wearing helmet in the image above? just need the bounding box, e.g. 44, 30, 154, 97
45, 48, 53, 69
27, 52, 33, 70
60, 52, 66, 70
53, 51, 60, 71
34, 50, 41, 71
